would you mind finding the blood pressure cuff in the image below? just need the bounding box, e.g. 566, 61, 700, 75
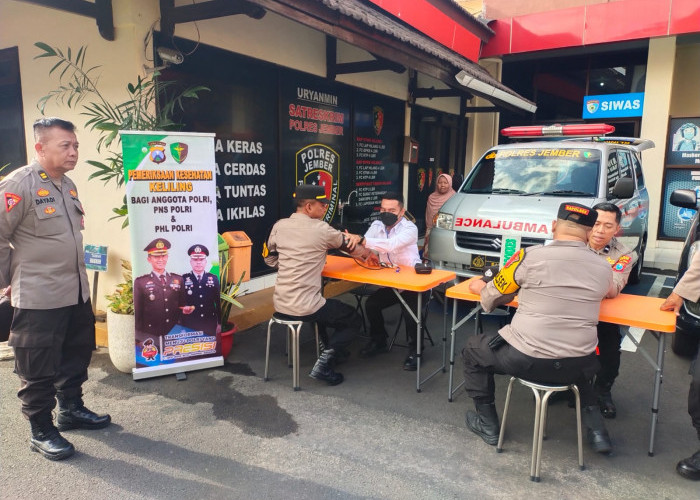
492, 249, 524, 295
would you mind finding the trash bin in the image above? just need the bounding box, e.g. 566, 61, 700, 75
221, 231, 252, 283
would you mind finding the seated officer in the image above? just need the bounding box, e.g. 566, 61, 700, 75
463, 202, 616, 453
588, 203, 637, 418
264, 184, 372, 385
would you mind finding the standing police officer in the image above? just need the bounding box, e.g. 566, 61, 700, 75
133, 238, 193, 356
661, 251, 700, 480
588, 202, 637, 418
182, 244, 220, 335
463, 202, 615, 453
0, 118, 110, 461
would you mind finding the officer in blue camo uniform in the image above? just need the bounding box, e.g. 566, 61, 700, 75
133, 238, 192, 351
182, 244, 220, 335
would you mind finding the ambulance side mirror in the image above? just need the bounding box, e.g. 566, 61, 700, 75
609, 177, 634, 199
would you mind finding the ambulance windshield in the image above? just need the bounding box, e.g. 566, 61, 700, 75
462, 148, 601, 197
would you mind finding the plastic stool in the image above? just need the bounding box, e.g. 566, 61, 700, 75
497, 377, 584, 482
264, 313, 319, 391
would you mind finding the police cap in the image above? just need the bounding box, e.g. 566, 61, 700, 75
294, 184, 330, 204
188, 244, 209, 259
557, 202, 598, 227
144, 238, 171, 255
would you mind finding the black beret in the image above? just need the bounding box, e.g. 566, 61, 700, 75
557, 202, 598, 227
294, 184, 330, 204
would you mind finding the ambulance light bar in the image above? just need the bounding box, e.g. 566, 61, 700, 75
501, 124, 615, 138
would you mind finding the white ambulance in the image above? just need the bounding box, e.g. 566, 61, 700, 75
429, 124, 653, 284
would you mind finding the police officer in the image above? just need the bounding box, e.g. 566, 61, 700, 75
264, 184, 371, 385
182, 244, 220, 335
661, 251, 700, 480
463, 202, 615, 453
588, 202, 637, 418
133, 238, 193, 355
0, 117, 110, 461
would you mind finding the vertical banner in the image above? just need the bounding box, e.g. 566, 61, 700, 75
121, 131, 222, 379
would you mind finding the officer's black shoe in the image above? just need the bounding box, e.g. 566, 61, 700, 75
597, 390, 617, 419
57, 399, 111, 431
466, 402, 500, 446
359, 340, 388, 358
309, 349, 344, 386
583, 405, 612, 454
676, 450, 700, 480
29, 413, 75, 461
403, 352, 418, 371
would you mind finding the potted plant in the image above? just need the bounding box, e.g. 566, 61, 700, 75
218, 253, 246, 359
104, 260, 135, 373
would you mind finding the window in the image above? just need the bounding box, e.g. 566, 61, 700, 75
607, 151, 620, 195
631, 153, 645, 189
0, 47, 26, 176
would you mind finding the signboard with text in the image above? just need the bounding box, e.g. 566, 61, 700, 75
582, 92, 644, 119
121, 131, 221, 379
279, 70, 351, 223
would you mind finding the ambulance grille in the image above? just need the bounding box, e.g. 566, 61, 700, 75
455, 231, 545, 252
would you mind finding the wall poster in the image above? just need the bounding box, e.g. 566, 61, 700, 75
667, 117, 700, 167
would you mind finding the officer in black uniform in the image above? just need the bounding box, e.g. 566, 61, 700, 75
182, 244, 220, 335
133, 238, 193, 355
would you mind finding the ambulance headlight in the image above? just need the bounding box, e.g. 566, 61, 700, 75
436, 212, 453, 229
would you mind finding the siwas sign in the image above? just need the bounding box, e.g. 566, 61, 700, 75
583, 92, 644, 119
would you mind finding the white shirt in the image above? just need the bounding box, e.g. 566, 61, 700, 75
364, 217, 421, 267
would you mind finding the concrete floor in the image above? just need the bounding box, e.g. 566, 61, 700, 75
1, 274, 699, 499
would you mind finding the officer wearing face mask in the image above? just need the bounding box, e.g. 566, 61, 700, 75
359, 192, 423, 370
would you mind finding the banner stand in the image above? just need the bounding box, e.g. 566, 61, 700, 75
133, 356, 223, 381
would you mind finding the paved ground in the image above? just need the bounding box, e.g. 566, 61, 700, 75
1, 271, 699, 499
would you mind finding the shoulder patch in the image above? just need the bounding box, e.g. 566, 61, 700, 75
613, 255, 631, 272
38, 170, 49, 180
4, 193, 21, 212
493, 248, 524, 295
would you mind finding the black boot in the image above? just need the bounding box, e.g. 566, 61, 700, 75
677, 450, 700, 480
583, 405, 612, 454
29, 413, 75, 461
466, 402, 500, 446
57, 398, 111, 431
594, 381, 617, 419
309, 349, 344, 386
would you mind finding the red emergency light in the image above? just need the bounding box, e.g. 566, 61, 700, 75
501, 123, 615, 138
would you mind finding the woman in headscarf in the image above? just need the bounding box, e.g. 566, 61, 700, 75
424, 172, 456, 258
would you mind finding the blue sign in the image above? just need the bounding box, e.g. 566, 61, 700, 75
84, 244, 108, 272
582, 92, 644, 119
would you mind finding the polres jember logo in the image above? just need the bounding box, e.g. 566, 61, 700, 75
295, 144, 339, 223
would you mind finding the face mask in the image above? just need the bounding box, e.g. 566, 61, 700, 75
379, 212, 398, 227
